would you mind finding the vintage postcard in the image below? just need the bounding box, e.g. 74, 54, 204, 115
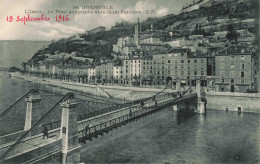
0, 0, 259, 163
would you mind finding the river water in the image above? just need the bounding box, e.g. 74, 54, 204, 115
0, 74, 259, 163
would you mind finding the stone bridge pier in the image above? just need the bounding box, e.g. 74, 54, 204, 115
173, 79, 206, 114
59, 94, 81, 164
24, 90, 42, 131
196, 79, 206, 114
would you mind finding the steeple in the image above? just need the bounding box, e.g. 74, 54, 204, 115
134, 17, 141, 47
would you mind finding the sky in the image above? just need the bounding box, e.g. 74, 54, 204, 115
0, 0, 191, 41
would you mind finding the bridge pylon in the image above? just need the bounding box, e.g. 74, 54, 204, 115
24, 90, 41, 131
196, 79, 206, 114
176, 78, 181, 92
60, 93, 81, 164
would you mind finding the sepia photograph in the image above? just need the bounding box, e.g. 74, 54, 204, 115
0, 0, 259, 163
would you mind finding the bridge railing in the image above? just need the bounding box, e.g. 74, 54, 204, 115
77, 92, 174, 122
40, 120, 61, 132
78, 93, 197, 141
32, 92, 178, 135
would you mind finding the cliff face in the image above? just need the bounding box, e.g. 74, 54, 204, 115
0, 40, 50, 68
29, 0, 258, 64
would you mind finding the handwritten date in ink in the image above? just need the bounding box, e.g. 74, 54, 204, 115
6, 14, 70, 25
55, 15, 70, 22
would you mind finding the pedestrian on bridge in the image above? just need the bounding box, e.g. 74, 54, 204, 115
42, 126, 48, 139
85, 124, 89, 136
129, 109, 132, 117
140, 99, 144, 108
155, 101, 158, 108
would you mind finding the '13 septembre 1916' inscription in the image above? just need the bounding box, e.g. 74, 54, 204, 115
6, 14, 70, 25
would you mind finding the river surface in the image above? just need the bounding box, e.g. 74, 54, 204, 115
0, 74, 259, 163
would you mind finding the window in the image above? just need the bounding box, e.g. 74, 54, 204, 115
181, 53, 184, 56
194, 59, 197, 63
230, 71, 235, 77
143, 62, 145, 65
175, 65, 177, 69
201, 71, 204, 75
230, 63, 235, 69
188, 71, 190, 75
221, 79, 224, 83
194, 71, 197, 75
188, 60, 190, 63
201, 59, 204, 63
181, 60, 184, 63
168, 60, 170, 63
231, 79, 234, 83
240, 63, 245, 69
241, 72, 244, 78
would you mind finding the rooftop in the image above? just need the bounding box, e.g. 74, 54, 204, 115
216, 45, 253, 56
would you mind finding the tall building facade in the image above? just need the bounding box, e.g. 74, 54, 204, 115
152, 48, 207, 86
215, 45, 256, 92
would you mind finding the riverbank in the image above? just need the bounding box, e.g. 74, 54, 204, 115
11, 73, 177, 101
11, 73, 260, 113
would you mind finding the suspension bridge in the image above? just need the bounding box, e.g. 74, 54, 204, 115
0, 79, 206, 164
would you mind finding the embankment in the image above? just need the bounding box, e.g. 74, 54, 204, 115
206, 91, 260, 113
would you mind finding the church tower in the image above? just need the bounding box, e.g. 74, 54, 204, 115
134, 17, 141, 47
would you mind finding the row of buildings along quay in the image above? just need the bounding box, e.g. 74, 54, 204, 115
24, 18, 258, 93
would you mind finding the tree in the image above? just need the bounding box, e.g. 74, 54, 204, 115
195, 24, 199, 35
226, 24, 238, 42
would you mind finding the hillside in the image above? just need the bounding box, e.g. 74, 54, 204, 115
29, 0, 258, 65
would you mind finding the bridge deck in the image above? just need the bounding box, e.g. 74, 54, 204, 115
0, 129, 60, 158
78, 93, 197, 141
0, 92, 196, 161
